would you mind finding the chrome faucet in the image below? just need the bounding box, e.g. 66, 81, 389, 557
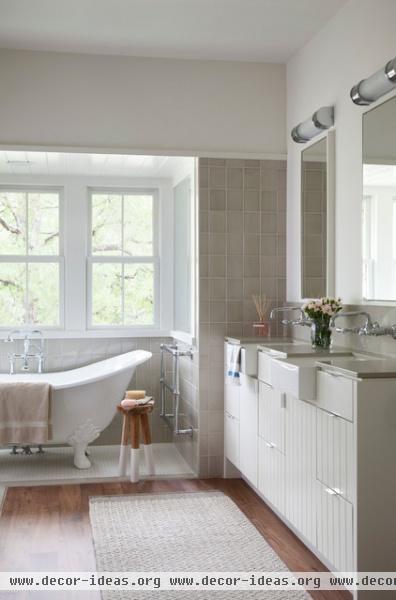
4, 330, 45, 374
330, 311, 396, 338
269, 306, 311, 327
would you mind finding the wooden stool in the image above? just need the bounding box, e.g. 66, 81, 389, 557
117, 400, 155, 482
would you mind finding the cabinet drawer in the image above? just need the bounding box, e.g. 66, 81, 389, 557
258, 436, 285, 515
224, 412, 239, 469
224, 381, 240, 419
316, 370, 354, 421
258, 381, 285, 453
317, 481, 354, 572
258, 351, 272, 385
317, 409, 355, 503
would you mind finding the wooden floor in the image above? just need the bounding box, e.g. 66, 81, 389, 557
0, 479, 351, 599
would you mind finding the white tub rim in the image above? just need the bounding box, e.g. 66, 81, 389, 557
0, 350, 152, 390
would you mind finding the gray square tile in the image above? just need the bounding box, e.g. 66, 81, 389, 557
244, 255, 260, 277
199, 166, 209, 188
210, 189, 226, 211
227, 255, 243, 278
227, 233, 243, 255
209, 211, 226, 233
244, 189, 260, 211
261, 213, 277, 233
244, 168, 260, 190
244, 233, 260, 255
209, 233, 227, 254
227, 168, 243, 190
261, 190, 277, 211
227, 278, 243, 300
227, 189, 243, 210
209, 255, 226, 278
209, 166, 226, 189
244, 212, 260, 234
227, 211, 243, 234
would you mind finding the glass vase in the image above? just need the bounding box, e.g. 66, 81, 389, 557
253, 321, 270, 337
310, 320, 332, 350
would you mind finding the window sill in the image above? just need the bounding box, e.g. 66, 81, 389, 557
0, 328, 173, 340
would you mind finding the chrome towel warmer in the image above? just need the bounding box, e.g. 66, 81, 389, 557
160, 343, 193, 436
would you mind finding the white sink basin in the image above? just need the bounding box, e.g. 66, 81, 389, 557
271, 356, 319, 401
270, 352, 383, 400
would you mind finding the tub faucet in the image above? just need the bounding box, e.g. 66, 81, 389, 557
4, 330, 45, 374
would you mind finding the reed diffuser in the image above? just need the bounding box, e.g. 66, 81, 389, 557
252, 293, 271, 337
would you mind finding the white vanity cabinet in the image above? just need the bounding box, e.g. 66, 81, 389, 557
224, 342, 396, 598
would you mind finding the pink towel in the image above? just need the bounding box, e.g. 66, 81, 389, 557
0, 382, 52, 444
121, 398, 139, 409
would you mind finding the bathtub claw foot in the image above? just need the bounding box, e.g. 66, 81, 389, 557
67, 420, 100, 470
73, 445, 92, 469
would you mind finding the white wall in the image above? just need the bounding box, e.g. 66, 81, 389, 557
287, 0, 396, 303
0, 49, 286, 157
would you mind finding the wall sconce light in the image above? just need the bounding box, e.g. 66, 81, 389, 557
350, 57, 396, 105
291, 106, 334, 143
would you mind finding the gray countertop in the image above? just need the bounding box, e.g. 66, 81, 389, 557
225, 336, 295, 345
258, 342, 352, 358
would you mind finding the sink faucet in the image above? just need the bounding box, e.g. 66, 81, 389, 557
330, 311, 372, 334
330, 311, 396, 338
269, 306, 311, 327
4, 330, 45, 374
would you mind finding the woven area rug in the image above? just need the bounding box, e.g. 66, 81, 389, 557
89, 491, 310, 599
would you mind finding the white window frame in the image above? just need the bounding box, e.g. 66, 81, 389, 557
0, 185, 64, 331
86, 187, 160, 330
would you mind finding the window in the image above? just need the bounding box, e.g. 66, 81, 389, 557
0, 188, 61, 326
88, 190, 158, 327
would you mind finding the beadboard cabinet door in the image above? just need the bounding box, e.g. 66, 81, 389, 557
285, 395, 317, 548
258, 436, 285, 514
224, 412, 240, 469
239, 374, 259, 487
316, 408, 355, 503
317, 480, 354, 572
258, 382, 285, 453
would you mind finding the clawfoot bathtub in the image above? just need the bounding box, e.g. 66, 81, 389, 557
0, 350, 152, 468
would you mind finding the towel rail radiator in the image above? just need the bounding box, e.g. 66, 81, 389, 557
160, 343, 193, 436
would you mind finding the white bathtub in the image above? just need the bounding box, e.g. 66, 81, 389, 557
0, 350, 152, 468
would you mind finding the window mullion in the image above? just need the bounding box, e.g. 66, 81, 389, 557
121, 262, 125, 326
25, 193, 29, 323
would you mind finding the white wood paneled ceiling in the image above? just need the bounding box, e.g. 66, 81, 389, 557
0, 151, 192, 178
0, 0, 348, 63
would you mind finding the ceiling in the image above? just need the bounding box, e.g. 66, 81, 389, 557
0, 151, 193, 178
0, 0, 347, 63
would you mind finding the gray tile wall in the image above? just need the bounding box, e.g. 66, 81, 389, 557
198, 157, 287, 477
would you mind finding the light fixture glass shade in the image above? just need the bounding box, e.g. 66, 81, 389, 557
351, 57, 396, 105
291, 106, 334, 143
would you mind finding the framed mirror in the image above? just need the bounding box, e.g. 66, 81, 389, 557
301, 131, 335, 299
362, 94, 396, 302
